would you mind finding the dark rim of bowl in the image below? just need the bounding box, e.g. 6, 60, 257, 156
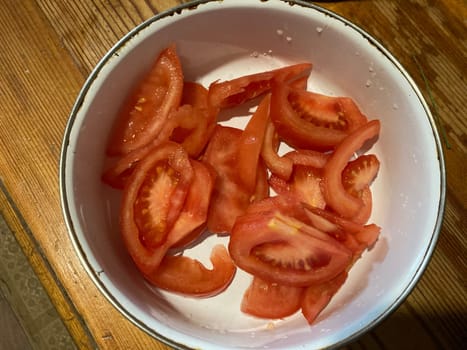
59, 0, 446, 349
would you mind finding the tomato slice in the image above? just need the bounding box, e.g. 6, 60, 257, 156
203, 125, 268, 233
301, 272, 348, 325
120, 142, 193, 274
208, 63, 312, 111
322, 120, 381, 220
166, 160, 215, 248
241, 276, 304, 319
270, 83, 365, 151
107, 44, 184, 156
145, 245, 236, 297
261, 119, 294, 180
237, 94, 271, 193
229, 197, 352, 287
169, 82, 216, 158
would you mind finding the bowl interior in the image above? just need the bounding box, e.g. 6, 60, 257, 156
61, 1, 444, 349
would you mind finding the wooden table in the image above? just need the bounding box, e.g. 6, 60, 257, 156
0, 0, 465, 349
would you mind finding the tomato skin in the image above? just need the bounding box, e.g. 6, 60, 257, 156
241, 276, 304, 319
145, 245, 236, 297
107, 45, 184, 156
229, 197, 352, 287
322, 120, 380, 220
208, 63, 312, 111
301, 272, 347, 325
119, 142, 193, 274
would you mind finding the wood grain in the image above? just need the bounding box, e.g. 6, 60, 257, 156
0, 0, 465, 349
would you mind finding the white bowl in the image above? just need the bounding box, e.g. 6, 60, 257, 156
60, 0, 446, 349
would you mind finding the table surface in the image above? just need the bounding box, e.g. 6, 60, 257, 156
0, 0, 465, 349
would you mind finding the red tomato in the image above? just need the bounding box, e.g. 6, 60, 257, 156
166, 160, 215, 248
261, 119, 294, 180
283, 149, 329, 169
145, 245, 236, 297
270, 83, 370, 151
107, 44, 184, 156
208, 63, 312, 111
203, 125, 268, 233
241, 276, 304, 319
322, 120, 381, 220
119, 142, 193, 274
229, 197, 352, 287
301, 272, 348, 325
169, 82, 216, 158
237, 94, 271, 193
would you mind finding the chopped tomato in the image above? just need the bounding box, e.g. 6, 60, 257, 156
237, 94, 271, 193
208, 63, 312, 111
169, 82, 216, 157
301, 272, 348, 324
269, 166, 326, 209
322, 120, 381, 220
261, 119, 294, 180
283, 149, 329, 169
203, 125, 268, 233
241, 276, 304, 319
119, 142, 193, 274
107, 44, 184, 156
270, 83, 369, 151
229, 197, 352, 287
167, 160, 215, 248
145, 245, 236, 297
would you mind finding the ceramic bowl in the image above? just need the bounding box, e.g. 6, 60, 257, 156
60, 0, 446, 349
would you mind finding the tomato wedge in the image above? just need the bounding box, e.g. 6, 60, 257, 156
261, 119, 294, 180
169, 82, 216, 158
270, 83, 369, 151
301, 272, 348, 324
107, 44, 184, 156
120, 142, 193, 274
241, 276, 304, 319
237, 94, 271, 193
229, 197, 352, 287
322, 120, 381, 220
145, 245, 236, 297
208, 63, 312, 111
166, 160, 215, 248
203, 125, 268, 233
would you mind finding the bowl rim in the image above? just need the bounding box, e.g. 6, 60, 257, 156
59, 0, 447, 349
